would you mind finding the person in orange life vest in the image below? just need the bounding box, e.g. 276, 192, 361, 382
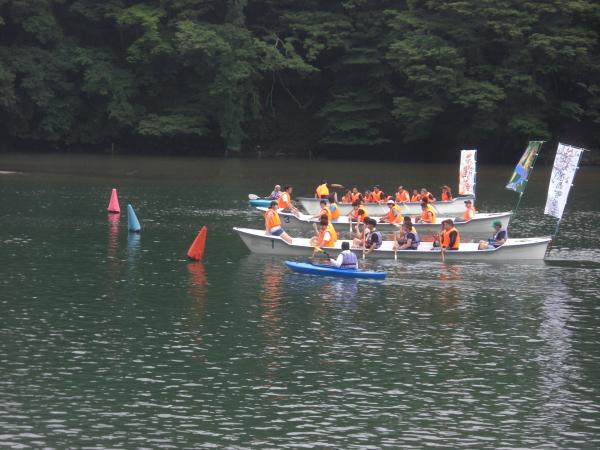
440, 185, 453, 201
311, 216, 338, 248
371, 185, 385, 202
420, 188, 435, 202
315, 180, 330, 199
458, 199, 477, 222
411, 189, 422, 202
395, 186, 410, 203
277, 185, 299, 216
264, 201, 293, 244
328, 194, 341, 220
350, 187, 363, 203
440, 219, 460, 250
363, 189, 373, 203
341, 190, 353, 203
380, 199, 403, 224
347, 200, 369, 237
416, 201, 436, 223
311, 199, 332, 222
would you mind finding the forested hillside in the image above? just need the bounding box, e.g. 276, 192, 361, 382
0, 0, 599, 160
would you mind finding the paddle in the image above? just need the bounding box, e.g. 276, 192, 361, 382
313, 246, 332, 259
248, 193, 260, 200
330, 183, 344, 189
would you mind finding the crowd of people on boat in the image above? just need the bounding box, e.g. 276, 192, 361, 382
262, 181, 506, 254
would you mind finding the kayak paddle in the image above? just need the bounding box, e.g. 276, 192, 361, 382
248, 194, 260, 200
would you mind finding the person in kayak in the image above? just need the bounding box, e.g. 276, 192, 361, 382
478, 220, 507, 250
330, 241, 358, 269
394, 222, 420, 250
277, 185, 299, 216
265, 201, 293, 244
268, 185, 281, 200
440, 219, 460, 250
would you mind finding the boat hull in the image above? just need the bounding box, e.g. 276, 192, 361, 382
285, 261, 386, 279
249, 199, 272, 208
255, 207, 512, 240
234, 227, 550, 261
297, 195, 476, 216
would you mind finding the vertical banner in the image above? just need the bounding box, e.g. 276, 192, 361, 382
458, 149, 477, 196
506, 141, 543, 193
544, 143, 585, 219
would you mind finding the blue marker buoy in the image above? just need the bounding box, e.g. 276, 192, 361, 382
127, 204, 141, 232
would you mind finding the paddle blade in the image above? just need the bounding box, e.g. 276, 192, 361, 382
187, 226, 207, 261
248, 194, 260, 200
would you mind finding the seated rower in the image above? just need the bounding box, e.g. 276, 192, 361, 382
269, 184, 281, 200
411, 189, 421, 202
479, 220, 507, 250
363, 189, 373, 203
440, 185, 453, 201
328, 194, 341, 220
311, 199, 332, 222
330, 241, 358, 269
420, 188, 436, 202
353, 218, 382, 255
277, 185, 300, 216
394, 222, 420, 250
440, 219, 460, 250
265, 201, 293, 244
416, 201, 437, 224
456, 199, 476, 222
347, 200, 369, 235
341, 189, 353, 203
311, 216, 338, 248
351, 187, 363, 203
395, 185, 410, 203
371, 185, 385, 203
380, 199, 403, 224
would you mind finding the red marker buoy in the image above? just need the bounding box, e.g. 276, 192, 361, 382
107, 188, 121, 214
187, 226, 207, 261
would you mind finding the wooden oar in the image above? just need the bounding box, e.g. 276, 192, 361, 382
330, 183, 344, 189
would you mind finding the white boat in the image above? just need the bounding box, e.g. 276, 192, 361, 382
255, 207, 511, 239
233, 227, 550, 261
297, 195, 476, 216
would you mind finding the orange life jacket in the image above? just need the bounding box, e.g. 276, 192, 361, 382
353, 206, 369, 222
387, 204, 403, 224
351, 192, 362, 203
420, 207, 437, 223
318, 223, 338, 247
411, 194, 421, 202
315, 184, 329, 198
277, 191, 291, 209
319, 206, 332, 222
330, 202, 340, 219
364, 193, 373, 203
441, 226, 460, 250
341, 195, 352, 203
371, 191, 383, 202
396, 190, 410, 202
422, 191, 434, 202
265, 209, 281, 231
441, 192, 451, 201
462, 206, 476, 221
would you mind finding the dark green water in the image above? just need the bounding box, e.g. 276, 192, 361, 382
1, 154, 599, 448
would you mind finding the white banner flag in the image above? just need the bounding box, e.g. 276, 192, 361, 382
544, 143, 584, 219
458, 149, 477, 196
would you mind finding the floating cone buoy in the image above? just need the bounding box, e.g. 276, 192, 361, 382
127, 204, 141, 232
107, 188, 121, 214
187, 226, 207, 261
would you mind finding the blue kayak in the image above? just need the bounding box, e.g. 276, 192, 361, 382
249, 199, 272, 208
285, 261, 386, 280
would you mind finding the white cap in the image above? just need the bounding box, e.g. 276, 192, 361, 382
387, 199, 395, 204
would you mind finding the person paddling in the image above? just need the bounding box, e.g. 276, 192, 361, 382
380, 199, 403, 225
265, 201, 293, 244
348, 200, 369, 235
268, 184, 281, 200
330, 241, 358, 269
394, 222, 420, 250
353, 218, 382, 255
311, 216, 338, 248
440, 219, 460, 250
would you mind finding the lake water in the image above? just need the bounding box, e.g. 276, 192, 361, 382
1, 153, 599, 448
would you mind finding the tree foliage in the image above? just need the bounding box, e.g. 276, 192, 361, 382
0, 0, 598, 157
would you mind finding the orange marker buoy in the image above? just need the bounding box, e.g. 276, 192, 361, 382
187, 226, 207, 261
107, 188, 121, 214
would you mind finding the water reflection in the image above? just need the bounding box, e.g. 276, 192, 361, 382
439, 264, 462, 327
127, 232, 140, 271
107, 213, 119, 257
187, 262, 208, 319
